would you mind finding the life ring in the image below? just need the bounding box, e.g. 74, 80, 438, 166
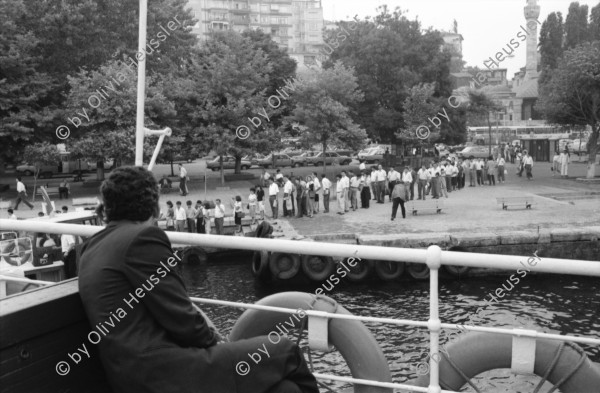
301, 255, 335, 281
1, 239, 33, 266
269, 252, 301, 280
374, 260, 405, 281
229, 292, 393, 393
444, 246, 471, 277
344, 258, 374, 282
406, 263, 429, 280
181, 247, 208, 264
412, 332, 600, 393
251, 250, 270, 280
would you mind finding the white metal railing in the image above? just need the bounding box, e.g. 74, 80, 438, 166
1, 219, 599, 393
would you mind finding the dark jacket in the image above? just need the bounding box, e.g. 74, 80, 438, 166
78, 222, 230, 393
391, 183, 410, 201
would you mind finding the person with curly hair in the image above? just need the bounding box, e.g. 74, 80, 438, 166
78, 166, 318, 393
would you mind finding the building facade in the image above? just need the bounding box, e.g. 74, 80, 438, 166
187, 0, 324, 67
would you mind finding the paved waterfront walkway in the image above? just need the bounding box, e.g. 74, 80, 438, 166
3, 162, 599, 239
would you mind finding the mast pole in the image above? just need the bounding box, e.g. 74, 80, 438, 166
135, 0, 148, 166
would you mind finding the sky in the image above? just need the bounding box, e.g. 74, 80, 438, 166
322, 0, 599, 77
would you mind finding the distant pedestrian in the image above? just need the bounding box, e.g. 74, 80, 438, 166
268, 178, 279, 219
165, 201, 175, 231
174, 201, 186, 232
232, 196, 243, 233
283, 177, 293, 217
297, 177, 307, 217
306, 175, 315, 218
275, 169, 284, 186
391, 181, 410, 221
552, 151, 560, 177
178, 164, 188, 196
321, 174, 331, 213
469, 159, 476, 187
214, 199, 225, 234
475, 158, 483, 186
559, 149, 570, 177
359, 171, 370, 208
487, 157, 497, 186
335, 174, 345, 215
203, 202, 212, 233
185, 200, 196, 233
417, 164, 430, 200
340, 171, 350, 212
261, 168, 270, 188
312, 172, 321, 213
255, 185, 265, 221
248, 188, 257, 225
497, 156, 506, 183
388, 167, 401, 202
523, 151, 534, 180
349, 171, 359, 211
14, 177, 33, 210
375, 165, 386, 203
58, 179, 70, 199
410, 166, 417, 199
195, 200, 205, 233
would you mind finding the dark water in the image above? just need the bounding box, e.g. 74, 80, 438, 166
182, 259, 600, 392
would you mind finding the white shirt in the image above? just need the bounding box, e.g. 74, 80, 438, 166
418, 168, 431, 180
174, 206, 186, 220
341, 176, 350, 189
497, 157, 505, 166
275, 173, 283, 180
61, 234, 76, 254
375, 170, 387, 182
264, 172, 271, 180
336, 180, 345, 193
350, 176, 360, 188
269, 183, 279, 196
179, 167, 187, 178
524, 156, 534, 165
388, 170, 401, 182
17, 181, 26, 193
321, 178, 331, 193
214, 203, 225, 218
401, 171, 412, 183
312, 177, 321, 191
283, 180, 293, 194
359, 162, 366, 171
248, 194, 257, 205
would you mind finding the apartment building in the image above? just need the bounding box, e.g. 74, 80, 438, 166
187, 0, 324, 68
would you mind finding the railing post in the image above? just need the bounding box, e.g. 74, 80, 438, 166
426, 245, 442, 393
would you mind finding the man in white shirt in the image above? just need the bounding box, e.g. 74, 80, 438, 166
214, 199, 225, 234
497, 156, 506, 183
523, 152, 534, 180
275, 169, 284, 186
174, 201, 187, 232
261, 169, 271, 187
349, 171, 360, 211
61, 233, 77, 258
375, 165, 387, 203
475, 158, 483, 186
417, 164, 431, 200
387, 167, 401, 202
283, 177, 293, 217
312, 172, 321, 213
268, 178, 279, 219
178, 164, 188, 196
335, 174, 345, 214
340, 171, 350, 212
359, 160, 366, 172
14, 177, 34, 210
321, 174, 331, 213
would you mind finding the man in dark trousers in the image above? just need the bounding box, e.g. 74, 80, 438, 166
79, 167, 318, 393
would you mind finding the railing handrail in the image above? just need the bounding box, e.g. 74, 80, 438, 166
2, 220, 599, 277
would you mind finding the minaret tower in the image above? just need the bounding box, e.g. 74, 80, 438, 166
524, 0, 541, 79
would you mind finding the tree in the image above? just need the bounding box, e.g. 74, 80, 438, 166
285, 62, 367, 174
537, 42, 600, 179
0, 0, 55, 170
564, 2, 589, 50
63, 60, 176, 179
465, 90, 500, 156
170, 31, 281, 184
23, 142, 61, 198
539, 12, 564, 86
591, 2, 600, 42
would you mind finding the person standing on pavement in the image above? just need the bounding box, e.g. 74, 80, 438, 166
261, 169, 270, 188
401, 167, 412, 192
370, 167, 377, 201
185, 200, 197, 233
387, 167, 401, 202
232, 196, 243, 233
268, 178, 279, 219
417, 164, 430, 200
255, 185, 265, 221
165, 201, 175, 231
335, 174, 346, 215
359, 160, 366, 172
359, 171, 371, 208
248, 188, 257, 225
312, 172, 321, 213
523, 151, 534, 180
202, 202, 212, 233
298, 177, 307, 217
174, 201, 186, 232
14, 177, 34, 210
375, 165, 386, 203
178, 164, 188, 196
214, 199, 225, 234
306, 175, 315, 218
321, 174, 331, 213
283, 177, 293, 217
497, 156, 506, 183
349, 171, 360, 211
487, 157, 497, 186
195, 200, 205, 234
469, 158, 477, 187
58, 178, 70, 199
409, 166, 417, 199
340, 171, 350, 212
391, 180, 410, 221
559, 149, 570, 178
475, 158, 483, 186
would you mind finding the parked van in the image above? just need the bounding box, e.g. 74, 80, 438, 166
16, 152, 90, 178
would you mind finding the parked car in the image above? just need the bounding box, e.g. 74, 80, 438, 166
291, 151, 319, 167
206, 156, 252, 171
457, 146, 493, 159
254, 153, 294, 168
306, 152, 352, 166
16, 164, 59, 178
278, 147, 305, 157
332, 148, 355, 158
360, 147, 386, 164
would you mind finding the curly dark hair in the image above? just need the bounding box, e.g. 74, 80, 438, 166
100, 166, 159, 222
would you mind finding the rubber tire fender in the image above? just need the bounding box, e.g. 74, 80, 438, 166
374, 260, 405, 281
444, 246, 471, 277
406, 263, 429, 280
344, 258, 374, 282
1, 239, 33, 266
301, 255, 335, 282
412, 332, 600, 393
269, 252, 301, 280
229, 291, 393, 393
252, 250, 271, 280
181, 247, 208, 264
